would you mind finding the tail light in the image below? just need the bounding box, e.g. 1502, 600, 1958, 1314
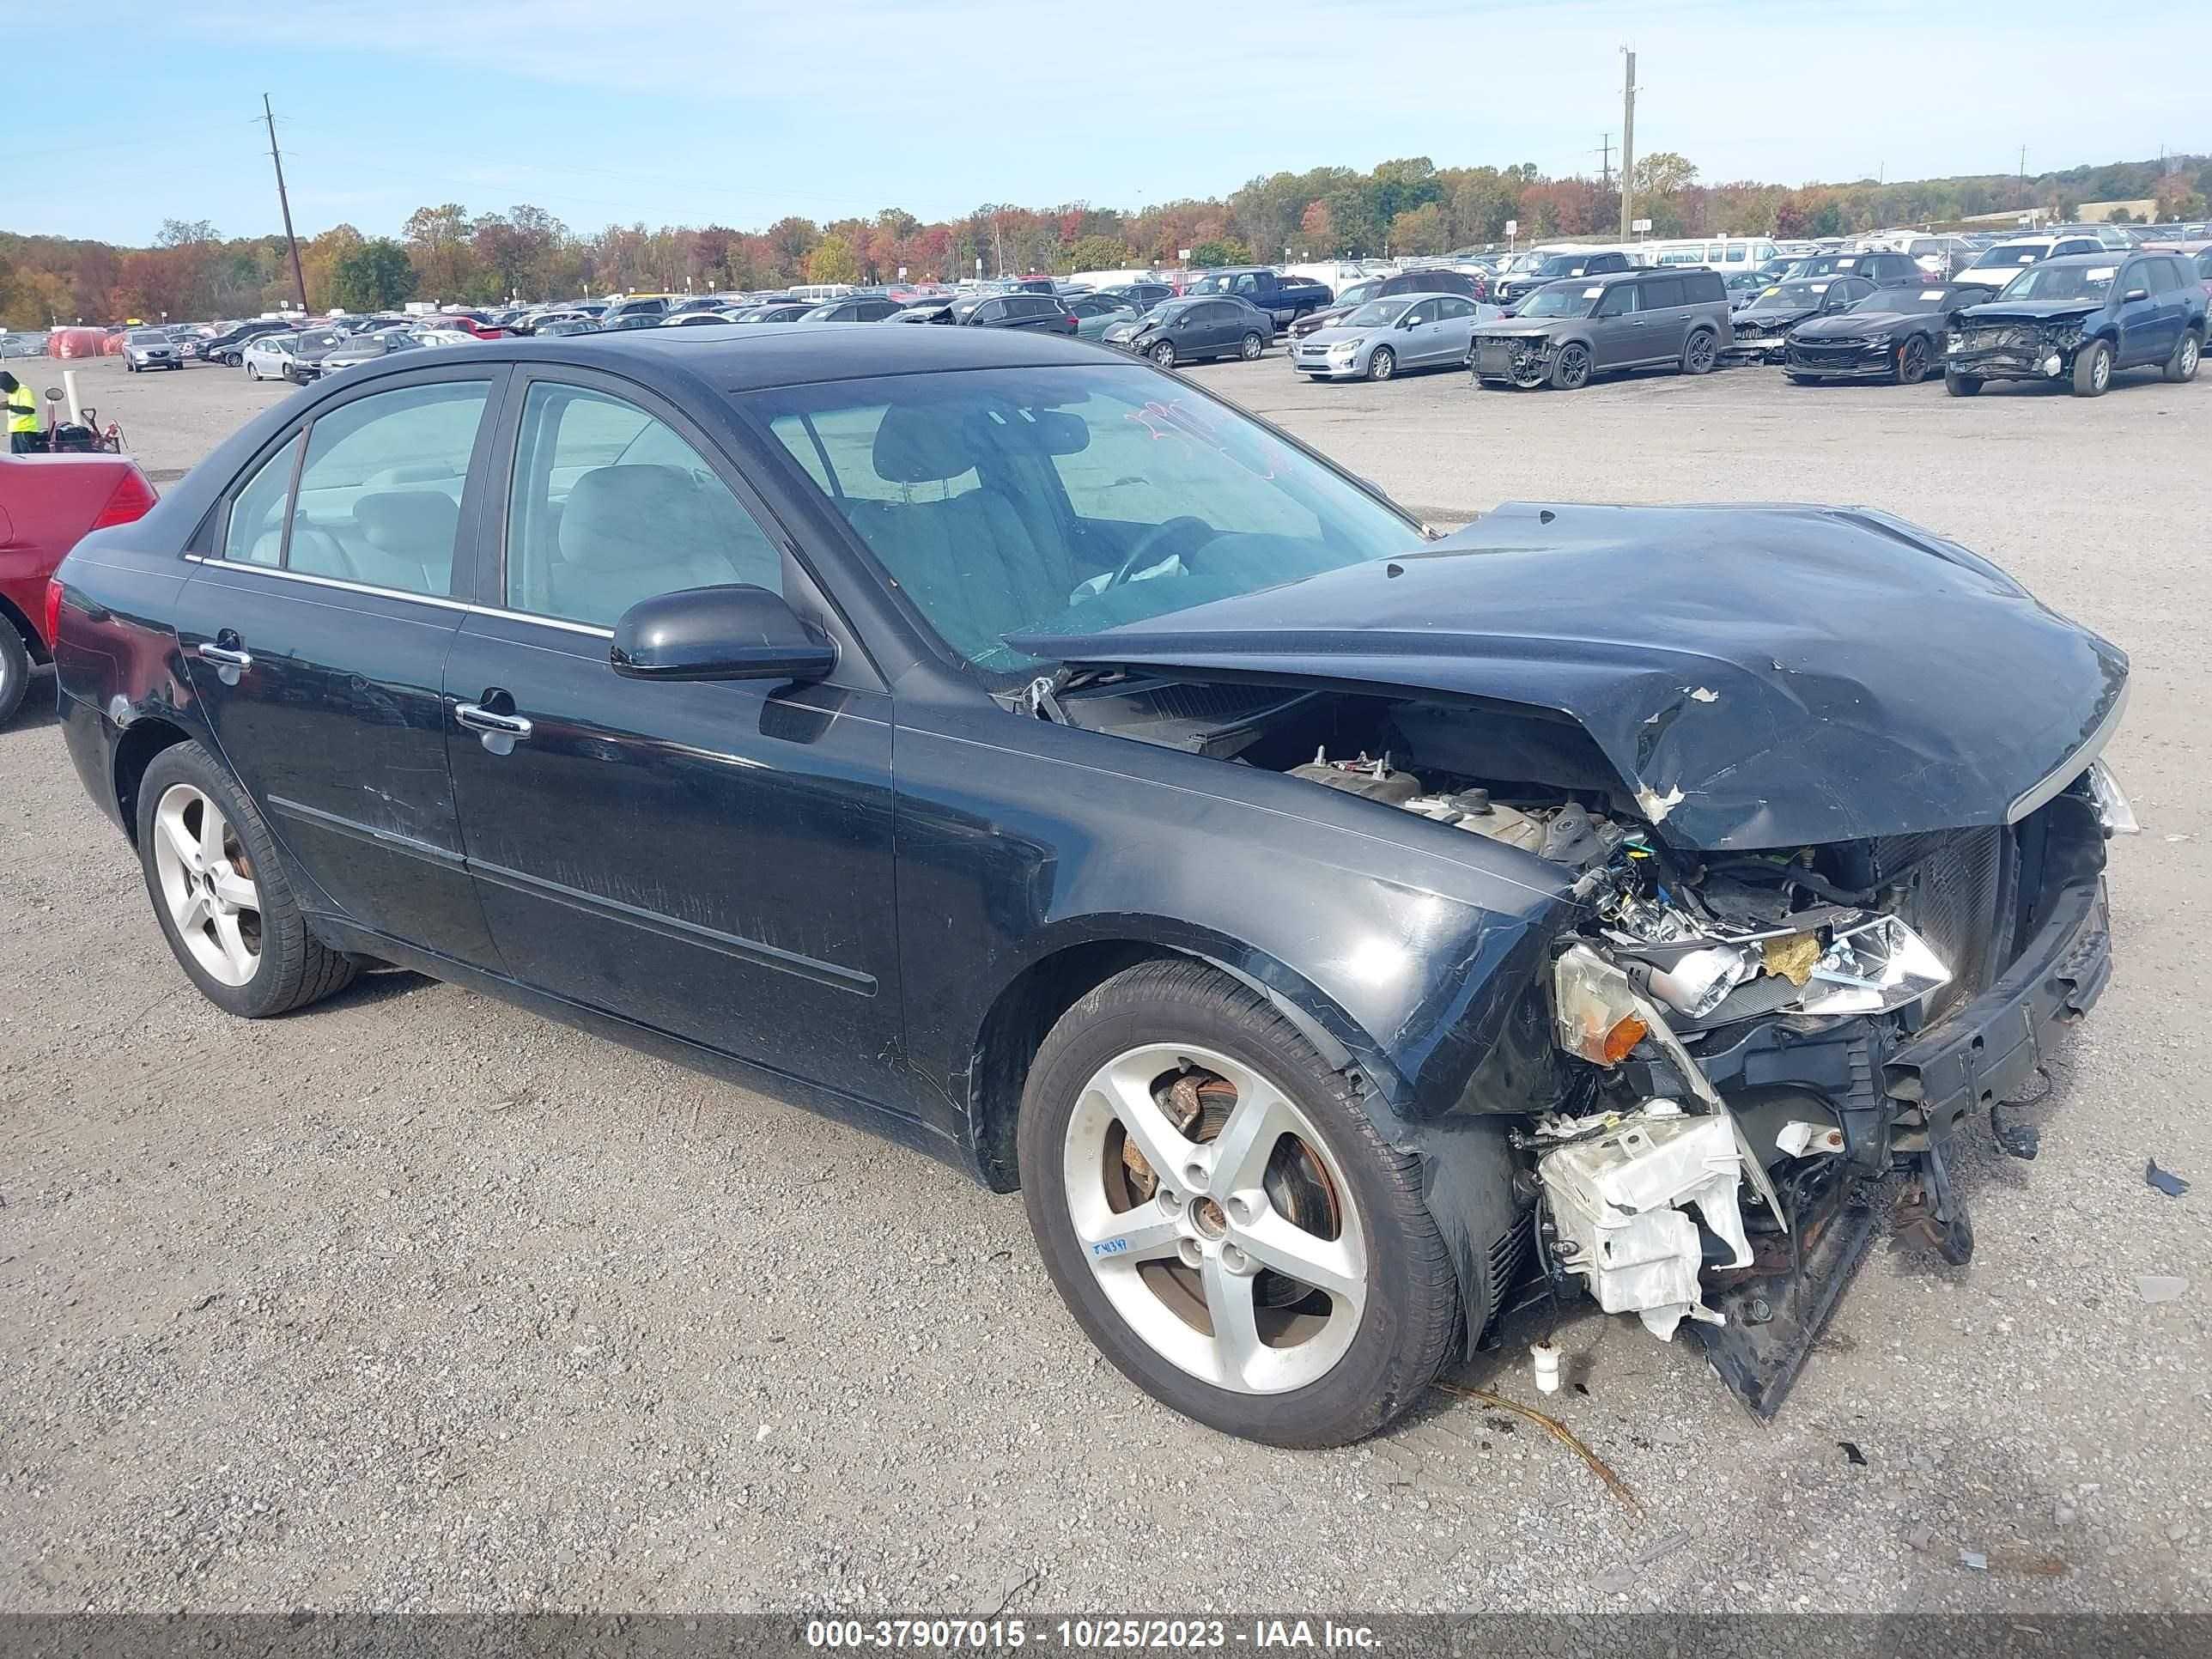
44, 574, 64, 646
88, 468, 158, 531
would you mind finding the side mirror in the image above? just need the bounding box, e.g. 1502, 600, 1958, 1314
2123, 287, 2150, 303
610, 584, 836, 684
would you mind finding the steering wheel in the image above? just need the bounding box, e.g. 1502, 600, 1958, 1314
1105, 515, 1220, 590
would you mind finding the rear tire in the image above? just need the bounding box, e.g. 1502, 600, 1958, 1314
1016, 959, 1460, 1448
1680, 330, 1717, 375
0, 624, 31, 727
1240, 331, 1266, 361
1365, 347, 1395, 382
2165, 329, 2201, 384
1945, 370, 1981, 397
2071, 338, 2112, 397
134, 741, 357, 1020
224, 352, 242, 368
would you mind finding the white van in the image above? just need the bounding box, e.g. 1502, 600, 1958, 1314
1634, 236, 1778, 271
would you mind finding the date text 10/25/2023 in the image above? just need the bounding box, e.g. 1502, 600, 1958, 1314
803, 1619, 1382, 1651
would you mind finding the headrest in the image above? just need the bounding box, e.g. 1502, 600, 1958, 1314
872, 401, 975, 484
558, 465, 701, 569
352, 490, 459, 554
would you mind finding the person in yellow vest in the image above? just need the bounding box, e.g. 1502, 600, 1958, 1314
3, 373, 40, 452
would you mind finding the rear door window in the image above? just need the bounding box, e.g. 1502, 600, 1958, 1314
285, 381, 492, 596
222, 434, 303, 568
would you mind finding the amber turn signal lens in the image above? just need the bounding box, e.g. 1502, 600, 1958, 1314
1601, 1015, 1649, 1066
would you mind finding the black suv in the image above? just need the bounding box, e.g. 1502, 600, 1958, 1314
1493, 249, 1635, 309
1781, 251, 1920, 288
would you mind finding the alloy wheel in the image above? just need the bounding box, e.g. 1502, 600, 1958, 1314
2182, 336, 2201, 380
1060, 1042, 1368, 1395
2092, 348, 2110, 392
1686, 333, 1714, 373
1151, 341, 1176, 368
1900, 337, 1928, 384
1368, 348, 1395, 381
1241, 332, 1264, 360
1554, 344, 1589, 389
151, 783, 263, 988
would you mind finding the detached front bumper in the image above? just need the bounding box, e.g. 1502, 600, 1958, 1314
1720, 332, 1785, 362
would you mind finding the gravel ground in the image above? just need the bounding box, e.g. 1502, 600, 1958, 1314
3, 347, 2209, 1615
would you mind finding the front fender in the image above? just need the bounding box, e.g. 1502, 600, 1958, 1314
893, 700, 1579, 1134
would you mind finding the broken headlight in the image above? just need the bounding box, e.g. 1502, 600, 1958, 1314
1552, 943, 1650, 1065
1793, 914, 1953, 1016
2086, 759, 2140, 836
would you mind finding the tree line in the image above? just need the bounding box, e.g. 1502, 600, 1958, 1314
3, 150, 2205, 327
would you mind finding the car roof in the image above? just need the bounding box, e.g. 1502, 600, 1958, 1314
329, 319, 1112, 396
2036, 252, 2127, 268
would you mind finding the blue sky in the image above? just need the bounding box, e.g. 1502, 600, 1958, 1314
15, 1, 2204, 245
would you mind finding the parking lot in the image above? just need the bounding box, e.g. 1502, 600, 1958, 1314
5, 347, 2209, 1614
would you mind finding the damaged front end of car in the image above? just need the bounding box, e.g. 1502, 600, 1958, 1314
1947, 313, 2091, 382
1012, 501, 2131, 1418
1469, 330, 1556, 387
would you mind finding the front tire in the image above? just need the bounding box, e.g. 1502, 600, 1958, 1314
1548, 342, 1591, 389
2165, 329, 2201, 384
2071, 338, 2112, 397
225, 352, 242, 368
0, 624, 31, 726
1945, 370, 1982, 397
1897, 334, 1931, 385
1365, 346, 1395, 382
1016, 960, 1458, 1447
1150, 340, 1176, 368
134, 742, 357, 1019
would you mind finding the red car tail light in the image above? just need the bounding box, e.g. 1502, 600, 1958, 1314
43, 574, 64, 647
88, 468, 158, 531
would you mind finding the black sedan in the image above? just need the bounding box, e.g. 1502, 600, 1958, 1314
1784, 282, 1985, 384
1722, 275, 1877, 362
1099, 295, 1272, 364
49, 324, 2128, 1447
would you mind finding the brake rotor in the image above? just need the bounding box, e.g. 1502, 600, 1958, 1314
1120, 1069, 1343, 1310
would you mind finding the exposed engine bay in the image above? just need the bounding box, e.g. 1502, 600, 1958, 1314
1024, 666, 2127, 1412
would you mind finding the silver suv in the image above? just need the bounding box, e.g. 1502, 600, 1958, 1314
1469, 268, 1734, 390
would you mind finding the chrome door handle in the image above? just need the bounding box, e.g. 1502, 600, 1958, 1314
455, 702, 533, 740
197, 643, 253, 669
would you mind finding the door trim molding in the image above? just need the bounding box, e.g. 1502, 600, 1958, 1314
467, 855, 878, 995
266, 794, 469, 867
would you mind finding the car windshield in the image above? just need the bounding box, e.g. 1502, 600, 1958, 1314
1971, 242, 2051, 269
1334, 282, 1377, 307
1532, 255, 1588, 276
1753, 283, 1827, 309
1856, 287, 1958, 314
750, 364, 1420, 679
1995, 262, 2116, 301
1516, 285, 1597, 318
1342, 299, 1413, 326
1182, 273, 1245, 294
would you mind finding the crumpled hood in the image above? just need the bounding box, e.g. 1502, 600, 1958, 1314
1959, 299, 2103, 326
1732, 306, 1817, 331
1011, 501, 2128, 852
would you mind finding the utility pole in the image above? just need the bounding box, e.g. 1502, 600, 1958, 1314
2017, 144, 2027, 212
1599, 133, 1613, 191
263, 94, 307, 313
1618, 49, 1638, 240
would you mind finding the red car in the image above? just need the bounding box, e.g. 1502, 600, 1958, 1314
0, 453, 159, 725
